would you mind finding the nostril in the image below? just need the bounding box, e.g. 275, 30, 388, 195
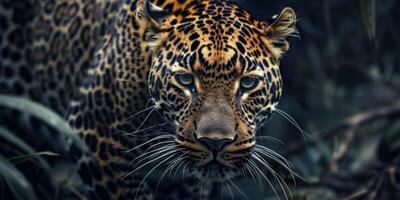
197, 137, 233, 153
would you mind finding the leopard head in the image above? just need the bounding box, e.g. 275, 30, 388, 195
144, 0, 297, 181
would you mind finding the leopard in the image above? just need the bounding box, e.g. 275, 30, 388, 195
0, 0, 297, 199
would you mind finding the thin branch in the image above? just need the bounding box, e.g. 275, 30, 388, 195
330, 127, 356, 172
283, 100, 400, 158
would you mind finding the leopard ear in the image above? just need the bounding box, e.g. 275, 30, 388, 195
143, 0, 176, 50
144, 0, 172, 30
261, 7, 298, 58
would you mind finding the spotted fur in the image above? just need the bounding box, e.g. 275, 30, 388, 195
0, 0, 297, 199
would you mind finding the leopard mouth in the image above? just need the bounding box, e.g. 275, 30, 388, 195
174, 140, 252, 181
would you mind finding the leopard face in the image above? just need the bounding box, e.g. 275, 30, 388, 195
146, 0, 297, 181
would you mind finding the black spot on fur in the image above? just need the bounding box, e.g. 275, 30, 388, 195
190, 40, 200, 51
78, 163, 93, 186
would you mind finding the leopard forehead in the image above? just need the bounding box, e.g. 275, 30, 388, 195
158, 0, 275, 86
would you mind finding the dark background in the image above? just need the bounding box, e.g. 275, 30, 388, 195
1, 0, 399, 199
229, 0, 400, 199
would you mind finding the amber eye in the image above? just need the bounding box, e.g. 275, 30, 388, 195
240, 76, 260, 91
176, 73, 194, 87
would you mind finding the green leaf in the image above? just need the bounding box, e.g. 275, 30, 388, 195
0, 155, 37, 200
0, 127, 51, 170
8, 151, 59, 165
359, 0, 376, 41
0, 95, 88, 153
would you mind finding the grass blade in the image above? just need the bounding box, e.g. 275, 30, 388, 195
0, 155, 37, 200
0, 95, 88, 153
8, 151, 59, 165
0, 127, 51, 170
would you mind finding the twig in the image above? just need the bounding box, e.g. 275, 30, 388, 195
330, 127, 356, 172
341, 188, 368, 200
283, 100, 400, 158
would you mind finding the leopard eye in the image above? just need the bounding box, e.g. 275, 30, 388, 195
176, 73, 194, 87
240, 76, 260, 91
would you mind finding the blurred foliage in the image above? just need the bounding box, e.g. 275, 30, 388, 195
233, 0, 400, 199
0, 95, 85, 199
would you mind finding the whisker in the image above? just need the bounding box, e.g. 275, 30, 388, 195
246, 158, 281, 200
155, 153, 189, 198
275, 108, 311, 143
239, 166, 248, 181
224, 179, 234, 199
246, 161, 262, 185
181, 161, 191, 180
245, 160, 268, 192
255, 135, 286, 146
255, 145, 293, 168
116, 122, 168, 136
171, 151, 191, 178
243, 162, 258, 184
121, 105, 155, 122
134, 152, 178, 200
227, 179, 249, 200
253, 148, 292, 172
154, 163, 175, 198
118, 139, 174, 164
254, 150, 295, 181
254, 146, 305, 186
122, 149, 178, 180
123, 135, 175, 153
252, 154, 291, 200
145, 97, 155, 108
155, 151, 190, 193
254, 145, 307, 184
255, 150, 303, 186
134, 106, 157, 133
129, 143, 177, 166
116, 132, 165, 138
170, 156, 188, 179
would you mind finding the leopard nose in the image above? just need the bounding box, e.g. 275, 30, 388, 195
196, 137, 233, 154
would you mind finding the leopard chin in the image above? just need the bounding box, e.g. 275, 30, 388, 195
186, 161, 242, 182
